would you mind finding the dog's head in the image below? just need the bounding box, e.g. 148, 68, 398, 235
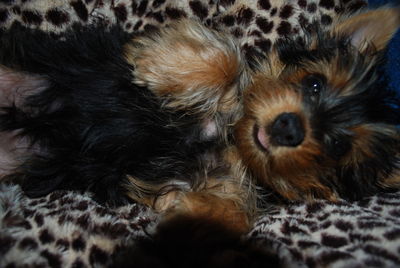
236, 7, 400, 201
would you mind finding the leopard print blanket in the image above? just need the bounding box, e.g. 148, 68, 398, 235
2, 184, 400, 267
1, 0, 400, 267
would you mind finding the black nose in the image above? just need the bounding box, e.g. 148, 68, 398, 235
270, 113, 305, 147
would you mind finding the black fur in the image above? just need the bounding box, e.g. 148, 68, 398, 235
111, 215, 281, 268
0, 23, 222, 205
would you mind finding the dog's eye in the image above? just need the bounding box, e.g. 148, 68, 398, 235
330, 138, 352, 159
301, 74, 326, 102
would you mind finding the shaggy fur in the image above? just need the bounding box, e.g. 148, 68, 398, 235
0, 19, 258, 236
235, 7, 400, 202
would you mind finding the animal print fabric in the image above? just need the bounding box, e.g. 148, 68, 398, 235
0, 184, 157, 268
0, 0, 367, 56
2, 0, 399, 267
250, 194, 400, 267
2, 184, 400, 267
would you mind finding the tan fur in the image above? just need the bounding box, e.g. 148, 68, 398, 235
124, 176, 192, 211
341, 125, 375, 166
124, 19, 249, 118
125, 147, 260, 232
380, 165, 400, 188
162, 178, 252, 233
333, 7, 400, 51
232, 7, 400, 201
235, 112, 337, 201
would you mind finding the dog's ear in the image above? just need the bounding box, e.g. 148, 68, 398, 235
124, 20, 248, 116
333, 7, 400, 52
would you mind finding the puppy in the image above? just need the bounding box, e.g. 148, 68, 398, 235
0, 4, 399, 242
0, 6, 399, 267
0, 18, 277, 267
117, 8, 400, 265
125, 6, 400, 212
115, 8, 400, 261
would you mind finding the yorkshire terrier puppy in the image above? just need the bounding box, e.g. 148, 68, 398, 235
0, 5, 399, 267
128, 7, 400, 263
0, 4, 400, 261
124, 6, 400, 217
0, 18, 276, 266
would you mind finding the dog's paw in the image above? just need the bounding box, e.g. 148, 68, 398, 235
164, 191, 250, 234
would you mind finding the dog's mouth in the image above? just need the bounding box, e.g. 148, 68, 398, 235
253, 125, 270, 152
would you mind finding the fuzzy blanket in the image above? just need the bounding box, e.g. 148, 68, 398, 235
2, 184, 400, 267
0, 0, 399, 267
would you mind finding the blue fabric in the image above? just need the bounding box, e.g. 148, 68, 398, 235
368, 0, 400, 97
387, 30, 400, 97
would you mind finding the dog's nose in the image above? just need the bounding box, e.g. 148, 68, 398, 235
270, 113, 304, 147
